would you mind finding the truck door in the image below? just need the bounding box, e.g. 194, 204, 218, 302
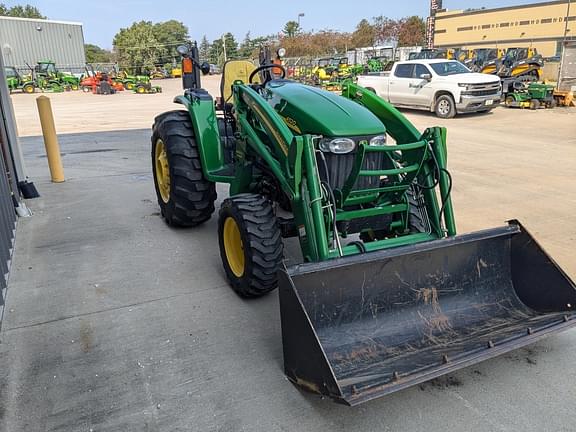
388, 63, 414, 105
409, 63, 435, 107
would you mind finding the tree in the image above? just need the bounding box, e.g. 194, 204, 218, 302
0, 3, 45, 18
85, 44, 113, 63
397, 16, 426, 47
153, 20, 189, 65
199, 35, 211, 63
372, 16, 401, 44
113, 20, 189, 72
351, 19, 376, 48
283, 21, 301, 37
113, 21, 160, 74
238, 31, 253, 58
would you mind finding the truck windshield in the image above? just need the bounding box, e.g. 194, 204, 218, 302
430, 62, 470, 76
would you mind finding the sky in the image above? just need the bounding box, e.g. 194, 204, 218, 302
2, 0, 555, 48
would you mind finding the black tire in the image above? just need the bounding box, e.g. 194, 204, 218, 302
434, 94, 456, 119
151, 110, 216, 227
529, 99, 540, 110
218, 194, 284, 298
407, 188, 427, 233
505, 95, 515, 107
23, 84, 35, 94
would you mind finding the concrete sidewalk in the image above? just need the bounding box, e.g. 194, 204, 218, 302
1, 125, 575, 431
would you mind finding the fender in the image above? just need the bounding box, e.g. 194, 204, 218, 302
173, 95, 191, 110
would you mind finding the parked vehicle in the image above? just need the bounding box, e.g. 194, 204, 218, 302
209, 64, 221, 75
171, 67, 182, 78
35, 60, 80, 90
4, 66, 36, 93
358, 59, 501, 118
150, 42, 576, 406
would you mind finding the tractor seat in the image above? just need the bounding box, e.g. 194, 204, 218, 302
218, 60, 260, 109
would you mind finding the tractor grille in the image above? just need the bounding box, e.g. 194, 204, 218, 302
318, 151, 387, 192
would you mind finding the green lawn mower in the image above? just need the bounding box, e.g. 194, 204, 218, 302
116, 71, 152, 91
151, 42, 576, 406
505, 81, 556, 109
133, 83, 162, 94
4, 66, 36, 93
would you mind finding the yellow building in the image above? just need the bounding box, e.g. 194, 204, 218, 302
434, 0, 575, 57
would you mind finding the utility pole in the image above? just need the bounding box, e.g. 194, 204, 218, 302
222, 34, 227, 62
557, 0, 572, 86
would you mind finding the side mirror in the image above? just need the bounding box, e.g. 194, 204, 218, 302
420, 73, 432, 80
200, 62, 210, 75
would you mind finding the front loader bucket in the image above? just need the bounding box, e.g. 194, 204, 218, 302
278, 220, 576, 406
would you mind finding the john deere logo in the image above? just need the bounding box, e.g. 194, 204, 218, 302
281, 116, 302, 134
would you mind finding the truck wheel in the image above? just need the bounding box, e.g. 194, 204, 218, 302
218, 194, 284, 298
151, 110, 216, 227
435, 94, 456, 119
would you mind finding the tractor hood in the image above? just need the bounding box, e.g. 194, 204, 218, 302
265, 81, 385, 137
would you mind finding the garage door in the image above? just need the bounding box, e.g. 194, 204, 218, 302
0, 143, 16, 310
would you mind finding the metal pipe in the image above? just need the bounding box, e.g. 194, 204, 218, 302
36, 96, 64, 183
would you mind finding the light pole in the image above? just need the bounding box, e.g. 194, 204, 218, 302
557, 0, 572, 86
297, 13, 305, 28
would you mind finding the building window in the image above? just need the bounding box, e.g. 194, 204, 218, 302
520, 20, 530, 26
500, 22, 510, 27
482, 24, 491, 29
457, 26, 473, 32
541, 18, 552, 24
435, 29, 447, 34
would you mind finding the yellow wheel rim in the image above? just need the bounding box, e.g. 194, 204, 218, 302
154, 139, 170, 203
223, 217, 245, 277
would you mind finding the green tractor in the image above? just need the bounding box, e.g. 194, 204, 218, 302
4, 66, 36, 93
152, 43, 576, 405
504, 81, 556, 109
116, 70, 152, 91
36, 60, 80, 90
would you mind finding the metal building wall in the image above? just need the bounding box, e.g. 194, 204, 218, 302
0, 16, 85, 71
0, 140, 16, 315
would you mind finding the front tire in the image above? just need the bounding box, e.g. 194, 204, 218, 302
435, 94, 456, 118
218, 194, 284, 298
151, 110, 216, 227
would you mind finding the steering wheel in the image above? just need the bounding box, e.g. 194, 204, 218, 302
249, 64, 286, 84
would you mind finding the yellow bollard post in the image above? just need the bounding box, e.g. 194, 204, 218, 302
36, 95, 65, 183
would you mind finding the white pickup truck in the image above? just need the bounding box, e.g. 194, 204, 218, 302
357, 59, 501, 118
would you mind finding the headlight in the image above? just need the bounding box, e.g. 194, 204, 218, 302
319, 137, 355, 154
176, 45, 190, 56
458, 83, 470, 88
369, 135, 387, 146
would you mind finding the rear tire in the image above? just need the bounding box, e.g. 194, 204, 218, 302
218, 194, 284, 298
151, 110, 216, 227
435, 94, 456, 119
